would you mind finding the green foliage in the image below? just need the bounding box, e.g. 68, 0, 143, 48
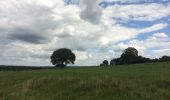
51, 48, 76, 68
0, 62, 170, 100
121, 47, 139, 64
103, 60, 109, 66
111, 47, 170, 65
100, 60, 109, 66
160, 56, 170, 62
122, 47, 138, 57
110, 59, 115, 66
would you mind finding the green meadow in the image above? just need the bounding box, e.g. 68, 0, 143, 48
0, 62, 170, 100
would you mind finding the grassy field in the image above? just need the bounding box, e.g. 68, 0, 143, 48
0, 62, 170, 100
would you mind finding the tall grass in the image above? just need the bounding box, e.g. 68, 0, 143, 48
0, 62, 170, 100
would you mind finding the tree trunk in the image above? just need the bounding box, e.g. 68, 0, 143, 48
61, 61, 65, 68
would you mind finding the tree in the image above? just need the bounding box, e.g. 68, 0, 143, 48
103, 60, 109, 66
50, 48, 76, 68
110, 47, 170, 65
159, 56, 170, 62
120, 47, 139, 64
137, 56, 151, 63
100, 60, 109, 66
112, 58, 123, 65
122, 47, 138, 57
100, 63, 104, 66
110, 59, 115, 66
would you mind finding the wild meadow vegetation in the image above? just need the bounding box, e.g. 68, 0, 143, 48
0, 62, 170, 100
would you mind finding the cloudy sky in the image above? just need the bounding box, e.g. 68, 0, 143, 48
0, 0, 170, 66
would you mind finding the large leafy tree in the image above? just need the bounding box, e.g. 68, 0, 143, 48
120, 47, 139, 64
50, 48, 76, 68
122, 47, 138, 57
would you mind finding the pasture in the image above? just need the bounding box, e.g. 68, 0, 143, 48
0, 62, 170, 100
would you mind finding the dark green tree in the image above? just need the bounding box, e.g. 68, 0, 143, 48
103, 60, 109, 66
100, 60, 109, 66
121, 47, 139, 64
159, 56, 170, 62
110, 59, 115, 66
50, 48, 76, 68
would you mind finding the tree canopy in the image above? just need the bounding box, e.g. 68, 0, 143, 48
120, 47, 139, 64
50, 48, 76, 68
110, 47, 170, 66
100, 60, 109, 66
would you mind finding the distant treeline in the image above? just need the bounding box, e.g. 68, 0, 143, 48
0, 65, 54, 71
100, 47, 170, 66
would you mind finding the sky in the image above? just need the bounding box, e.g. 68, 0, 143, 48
0, 0, 170, 66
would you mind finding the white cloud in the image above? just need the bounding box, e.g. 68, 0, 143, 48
147, 32, 168, 42
152, 49, 170, 57
106, 3, 170, 21
153, 32, 168, 38
139, 23, 168, 33
116, 33, 170, 59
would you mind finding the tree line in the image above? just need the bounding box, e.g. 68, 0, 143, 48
50, 47, 170, 68
100, 47, 170, 66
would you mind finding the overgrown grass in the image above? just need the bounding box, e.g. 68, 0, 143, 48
0, 62, 170, 100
